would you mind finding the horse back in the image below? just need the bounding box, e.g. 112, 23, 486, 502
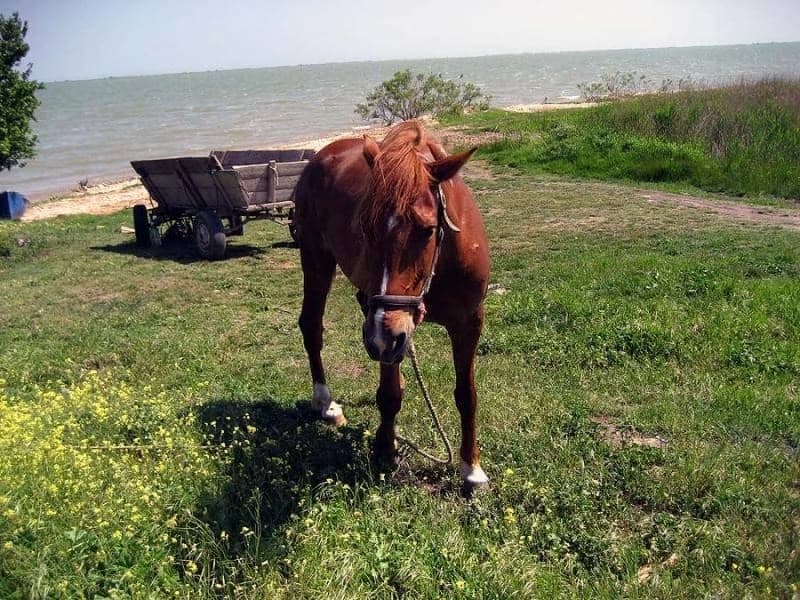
293, 138, 370, 282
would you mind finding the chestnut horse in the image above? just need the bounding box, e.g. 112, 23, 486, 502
292, 121, 490, 489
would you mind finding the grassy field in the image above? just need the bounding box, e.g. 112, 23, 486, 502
444, 78, 800, 202
1, 168, 799, 597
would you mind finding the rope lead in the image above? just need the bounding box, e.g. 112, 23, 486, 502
395, 341, 454, 465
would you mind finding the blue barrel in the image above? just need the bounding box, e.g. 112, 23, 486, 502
0, 191, 28, 220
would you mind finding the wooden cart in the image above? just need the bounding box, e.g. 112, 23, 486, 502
130, 148, 314, 259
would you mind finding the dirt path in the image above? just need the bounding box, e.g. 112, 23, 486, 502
641, 191, 800, 231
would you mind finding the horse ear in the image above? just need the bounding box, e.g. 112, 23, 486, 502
427, 141, 448, 161
427, 147, 477, 182
363, 135, 380, 168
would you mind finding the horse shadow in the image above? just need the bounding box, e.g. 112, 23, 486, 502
91, 239, 267, 263
193, 397, 374, 557
269, 240, 298, 249
192, 395, 467, 563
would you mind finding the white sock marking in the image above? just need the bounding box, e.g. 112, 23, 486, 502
312, 383, 343, 420
460, 460, 489, 485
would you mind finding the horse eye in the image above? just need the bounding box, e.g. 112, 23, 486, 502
420, 226, 436, 239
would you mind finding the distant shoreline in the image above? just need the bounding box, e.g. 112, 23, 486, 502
44, 40, 800, 84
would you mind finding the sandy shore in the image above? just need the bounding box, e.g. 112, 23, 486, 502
19, 104, 591, 222
504, 101, 597, 112
20, 124, 394, 222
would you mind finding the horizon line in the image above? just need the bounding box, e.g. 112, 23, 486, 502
42, 39, 800, 85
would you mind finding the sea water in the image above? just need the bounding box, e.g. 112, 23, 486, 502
2, 42, 799, 200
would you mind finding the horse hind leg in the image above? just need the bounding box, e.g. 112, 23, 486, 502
298, 246, 346, 426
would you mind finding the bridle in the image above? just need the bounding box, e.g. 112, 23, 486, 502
366, 183, 460, 323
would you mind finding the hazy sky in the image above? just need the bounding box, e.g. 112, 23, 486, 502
2, 0, 799, 81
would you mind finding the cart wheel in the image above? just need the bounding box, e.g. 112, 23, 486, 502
288, 208, 298, 244
194, 211, 226, 259
149, 225, 162, 248
133, 204, 151, 247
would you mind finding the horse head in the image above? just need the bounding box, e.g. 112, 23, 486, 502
358, 121, 476, 364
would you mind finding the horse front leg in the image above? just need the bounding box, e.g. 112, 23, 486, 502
448, 306, 489, 490
298, 249, 345, 426
374, 363, 403, 465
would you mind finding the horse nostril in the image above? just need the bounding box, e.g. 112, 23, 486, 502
362, 324, 381, 360
393, 332, 407, 356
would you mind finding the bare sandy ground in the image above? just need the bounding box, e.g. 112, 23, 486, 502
21, 179, 152, 222
504, 102, 597, 112
641, 191, 800, 231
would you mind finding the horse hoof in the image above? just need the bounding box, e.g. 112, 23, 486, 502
460, 461, 490, 496
372, 441, 400, 471
312, 392, 346, 427
372, 452, 400, 474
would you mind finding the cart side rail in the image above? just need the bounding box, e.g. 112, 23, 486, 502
234, 160, 309, 206
131, 156, 250, 214
211, 148, 315, 168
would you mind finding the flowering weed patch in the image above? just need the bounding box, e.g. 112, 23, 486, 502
0, 371, 224, 597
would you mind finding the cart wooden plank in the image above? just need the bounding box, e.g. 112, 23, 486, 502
251, 188, 294, 204
212, 171, 249, 210
237, 173, 302, 194
146, 173, 195, 209
132, 151, 309, 222
274, 161, 309, 177
276, 174, 302, 190
212, 149, 314, 168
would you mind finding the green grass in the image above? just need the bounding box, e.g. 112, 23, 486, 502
1, 173, 799, 597
445, 78, 800, 201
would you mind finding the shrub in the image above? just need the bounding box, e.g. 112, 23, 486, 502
355, 69, 490, 124
577, 71, 652, 102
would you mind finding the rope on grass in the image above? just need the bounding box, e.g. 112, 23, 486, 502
395, 341, 454, 465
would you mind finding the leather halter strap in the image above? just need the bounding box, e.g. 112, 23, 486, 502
367, 183, 456, 314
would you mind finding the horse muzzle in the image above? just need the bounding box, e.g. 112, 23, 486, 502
362, 295, 422, 364
363, 324, 409, 364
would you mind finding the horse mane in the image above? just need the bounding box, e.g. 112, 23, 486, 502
358, 120, 433, 239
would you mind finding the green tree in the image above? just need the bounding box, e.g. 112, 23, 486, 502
356, 69, 490, 125
0, 12, 43, 172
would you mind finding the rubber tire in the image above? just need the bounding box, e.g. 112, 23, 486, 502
133, 204, 151, 247
194, 211, 226, 260
149, 226, 162, 248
